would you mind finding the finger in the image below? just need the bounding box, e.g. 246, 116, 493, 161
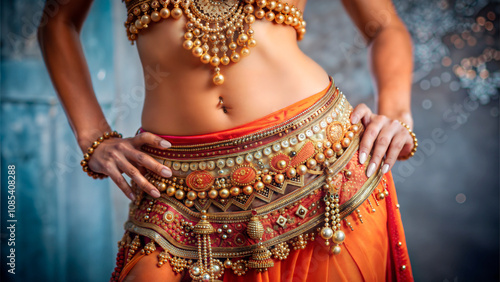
350, 103, 372, 125
116, 157, 161, 198
358, 115, 386, 165
384, 131, 408, 172
131, 132, 171, 149
398, 131, 415, 159
366, 120, 399, 177
106, 164, 136, 201
126, 149, 172, 178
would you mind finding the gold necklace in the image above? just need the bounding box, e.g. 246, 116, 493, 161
124, 0, 307, 85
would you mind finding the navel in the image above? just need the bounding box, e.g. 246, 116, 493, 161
218, 96, 228, 113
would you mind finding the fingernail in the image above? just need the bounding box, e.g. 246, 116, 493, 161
160, 140, 171, 148
128, 193, 136, 201
351, 116, 359, 124
366, 163, 376, 177
359, 152, 367, 164
151, 189, 161, 198
161, 167, 172, 178
382, 164, 390, 174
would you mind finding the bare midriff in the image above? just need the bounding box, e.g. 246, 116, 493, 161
137, 0, 330, 136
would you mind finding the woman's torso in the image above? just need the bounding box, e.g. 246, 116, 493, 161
135, 0, 330, 135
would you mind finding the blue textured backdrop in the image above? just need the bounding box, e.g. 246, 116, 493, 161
1, 0, 499, 281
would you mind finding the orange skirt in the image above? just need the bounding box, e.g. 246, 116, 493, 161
111, 81, 413, 282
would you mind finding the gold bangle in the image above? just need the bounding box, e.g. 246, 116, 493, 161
398, 121, 418, 160
80, 131, 123, 179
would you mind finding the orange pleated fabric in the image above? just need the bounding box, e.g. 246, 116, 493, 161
117, 80, 414, 281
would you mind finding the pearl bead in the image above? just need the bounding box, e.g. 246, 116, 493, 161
315, 153, 326, 163
175, 190, 185, 200
151, 11, 161, 22
134, 19, 143, 29
224, 259, 232, 268
241, 47, 250, 57
320, 227, 333, 239
212, 264, 221, 275
341, 138, 350, 147
306, 158, 317, 169
230, 52, 240, 62
255, 9, 265, 19
198, 192, 207, 199
221, 55, 230, 65
265, 11, 275, 21
192, 47, 203, 57
192, 266, 201, 276
160, 8, 170, 18
171, 7, 183, 19
229, 42, 237, 50
262, 174, 273, 184
325, 149, 334, 158
213, 73, 224, 85
247, 38, 257, 47
183, 40, 193, 50
141, 15, 151, 25
275, 13, 285, 24
332, 245, 342, 255
245, 14, 256, 24
332, 230, 345, 244
200, 53, 211, 64
238, 33, 249, 43
277, 160, 287, 170
286, 168, 297, 178
219, 188, 230, 199
202, 273, 211, 282
297, 165, 308, 175
210, 56, 220, 66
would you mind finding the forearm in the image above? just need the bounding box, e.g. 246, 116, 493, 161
38, 19, 111, 152
368, 22, 414, 127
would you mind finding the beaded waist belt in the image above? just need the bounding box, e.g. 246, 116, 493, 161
124, 81, 384, 281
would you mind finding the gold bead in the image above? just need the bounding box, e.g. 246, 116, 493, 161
274, 174, 285, 184
230, 187, 241, 196
255, 9, 265, 19
219, 188, 230, 199
277, 160, 287, 170
175, 190, 185, 200
341, 138, 350, 147
253, 181, 265, 191
208, 189, 218, 199
243, 185, 254, 195
275, 14, 285, 24
198, 191, 207, 199
262, 174, 273, 184
158, 182, 167, 192
166, 186, 176, 197
185, 199, 194, 207
187, 191, 197, 201
286, 168, 297, 178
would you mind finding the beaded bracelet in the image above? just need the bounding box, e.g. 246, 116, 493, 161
80, 131, 123, 179
398, 121, 418, 160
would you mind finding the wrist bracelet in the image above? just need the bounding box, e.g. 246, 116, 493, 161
80, 131, 123, 179
398, 122, 418, 161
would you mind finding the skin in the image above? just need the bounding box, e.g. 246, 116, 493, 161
38, 0, 414, 280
